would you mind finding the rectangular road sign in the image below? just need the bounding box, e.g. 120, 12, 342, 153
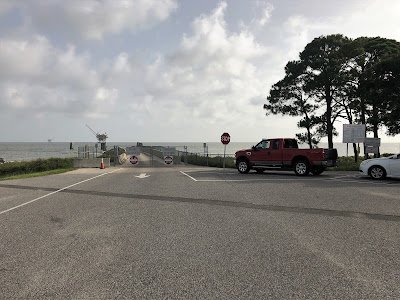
343, 124, 366, 143
365, 146, 379, 154
364, 138, 381, 147
162, 147, 176, 156
126, 146, 140, 156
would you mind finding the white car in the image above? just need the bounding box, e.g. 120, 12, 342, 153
359, 153, 400, 179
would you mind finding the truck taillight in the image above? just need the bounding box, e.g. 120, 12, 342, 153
322, 150, 325, 160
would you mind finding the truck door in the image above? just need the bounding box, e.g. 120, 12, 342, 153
252, 140, 271, 165
266, 139, 283, 166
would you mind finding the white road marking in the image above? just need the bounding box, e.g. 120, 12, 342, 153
181, 170, 399, 185
135, 173, 151, 179
0, 168, 123, 215
180, 171, 198, 181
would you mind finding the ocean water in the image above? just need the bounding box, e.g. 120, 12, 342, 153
0, 141, 399, 162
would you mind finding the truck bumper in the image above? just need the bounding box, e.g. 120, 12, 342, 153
313, 160, 339, 167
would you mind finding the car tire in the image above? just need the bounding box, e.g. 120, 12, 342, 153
368, 165, 386, 180
311, 166, 324, 175
237, 159, 250, 174
294, 160, 310, 176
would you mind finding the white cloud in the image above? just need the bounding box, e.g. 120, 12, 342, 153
0, 35, 108, 118
254, 1, 274, 27
2, 0, 400, 142
120, 1, 277, 138
9, 0, 178, 40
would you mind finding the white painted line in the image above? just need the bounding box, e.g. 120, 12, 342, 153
180, 171, 198, 181
0, 168, 123, 215
195, 178, 318, 182
181, 170, 399, 185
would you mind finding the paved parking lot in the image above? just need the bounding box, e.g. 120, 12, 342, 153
1, 166, 400, 299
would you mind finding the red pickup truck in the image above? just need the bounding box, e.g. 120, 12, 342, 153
234, 138, 338, 176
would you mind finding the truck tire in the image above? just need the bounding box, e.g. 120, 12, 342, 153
311, 166, 324, 175
294, 160, 310, 176
237, 159, 250, 174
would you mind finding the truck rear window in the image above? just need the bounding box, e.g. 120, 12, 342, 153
284, 139, 298, 148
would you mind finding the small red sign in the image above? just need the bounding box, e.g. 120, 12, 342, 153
164, 156, 173, 165
221, 132, 230, 145
130, 155, 138, 165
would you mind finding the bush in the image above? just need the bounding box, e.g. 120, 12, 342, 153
182, 155, 235, 168
0, 158, 74, 178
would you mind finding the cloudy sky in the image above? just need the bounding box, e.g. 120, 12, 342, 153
1, 0, 399, 143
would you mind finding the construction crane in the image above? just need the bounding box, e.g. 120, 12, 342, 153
86, 124, 108, 150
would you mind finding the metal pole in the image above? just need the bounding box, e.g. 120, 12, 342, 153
114, 146, 116, 167
346, 143, 348, 167
184, 146, 187, 165
206, 146, 209, 166
223, 145, 226, 168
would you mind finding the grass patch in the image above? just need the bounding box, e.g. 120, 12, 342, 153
0, 158, 74, 178
182, 155, 236, 168
0, 168, 76, 181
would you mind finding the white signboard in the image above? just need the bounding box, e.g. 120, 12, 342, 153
126, 146, 140, 156
343, 124, 366, 143
162, 147, 176, 156
364, 138, 381, 147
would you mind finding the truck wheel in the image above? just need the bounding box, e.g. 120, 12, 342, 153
294, 160, 310, 176
237, 159, 250, 174
311, 166, 324, 175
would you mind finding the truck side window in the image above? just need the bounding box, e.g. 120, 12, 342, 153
272, 140, 279, 149
256, 140, 270, 150
284, 139, 298, 148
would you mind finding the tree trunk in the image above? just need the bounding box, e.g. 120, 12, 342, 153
352, 143, 359, 162
307, 127, 313, 149
372, 105, 380, 158
326, 84, 334, 149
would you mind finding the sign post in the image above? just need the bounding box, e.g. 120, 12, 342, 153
221, 132, 230, 168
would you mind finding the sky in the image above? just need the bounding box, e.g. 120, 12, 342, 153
1, 0, 400, 143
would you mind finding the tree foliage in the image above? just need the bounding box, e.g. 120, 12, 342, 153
264, 34, 400, 157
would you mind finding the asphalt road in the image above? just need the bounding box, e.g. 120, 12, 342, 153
1, 160, 400, 299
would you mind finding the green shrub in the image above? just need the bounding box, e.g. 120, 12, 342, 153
182, 155, 235, 168
0, 158, 74, 178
